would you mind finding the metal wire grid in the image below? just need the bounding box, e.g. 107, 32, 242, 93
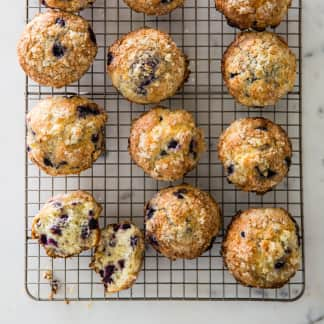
25, 0, 304, 301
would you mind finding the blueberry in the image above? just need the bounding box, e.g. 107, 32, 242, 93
148, 235, 158, 246
285, 157, 292, 168
159, 116, 163, 122
40, 234, 47, 245
121, 223, 131, 230
189, 139, 198, 159
160, 150, 167, 157
227, 164, 234, 175
240, 231, 245, 238
103, 265, 115, 284
88, 218, 98, 230
55, 18, 65, 27
255, 167, 277, 179
255, 126, 268, 131
118, 259, 125, 270
229, 72, 239, 79
60, 214, 68, 220
44, 158, 54, 168
146, 206, 156, 220
113, 224, 120, 232
167, 140, 179, 150
130, 236, 138, 248
88, 26, 97, 44
91, 133, 99, 143
81, 225, 90, 239
274, 260, 285, 269
50, 225, 62, 236
77, 105, 100, 118
52, 41, 65, 58
107, 52, 114, 66
48, 238, 58, 247
173, 188, 188, 199
99, 270, 104, 277
89, 210, 94, 217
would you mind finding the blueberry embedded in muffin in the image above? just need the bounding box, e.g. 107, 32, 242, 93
145, 184, 221, 260
17, 10, 98, 88
90, 222, 145, 293
32, 191, 102, 258
123, 0, 185, 16
218, 117, 292, 194
222, 208, 301, 288
41, 0, 96, 12
215, 0, 292, 31
222, 31, 296, 107
26, 96, 107, 176
129, 107, 206, 181
107, 28, 189, 104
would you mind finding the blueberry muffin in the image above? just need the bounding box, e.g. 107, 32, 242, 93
218, 117, 292, 194
26, 96, 107, 176
107, 28, 189, 104
222, 208, 301, 288
41, 0, 96, 12
90, 222, 145, 293
129, 107, 205, 181
145, 184, 221, 260
123, 0, 184, 16
215, 0, 292, 31
17, 10, 98, 88
222, 31, 296, 107
32, 191, 102, 258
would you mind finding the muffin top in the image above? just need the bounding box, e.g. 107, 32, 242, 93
17, 10, 98, 88
32, 191, 102, 258
222, 31, 296, 107
107, 28, 189, 104
27, 96, 107, 176
215, 0, 292, 30
129, 107, 205, 181
145, 184, 221, 260
41, 0, 96, 12
90, 222, 145, 293
222, 208, 301, 288
123, 0, 184, 16
218, 117, 292, 194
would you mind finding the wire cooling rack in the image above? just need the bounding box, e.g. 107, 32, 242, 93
25, 0, 304, 301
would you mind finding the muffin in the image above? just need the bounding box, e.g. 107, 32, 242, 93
41, 0, 96, 12
215, 0, 292, 31
222, 208, 301, 288
107, 28, 189, 104
222, 31, 296, 107
123, 0, 184, 16
145, 184, 221, 260
27, 96, 107, 176
17, 10, 98, 88
32, 191, 102, 258
90, 222, 145, 293
218, 117, 292, 194
129, 107, 205, 181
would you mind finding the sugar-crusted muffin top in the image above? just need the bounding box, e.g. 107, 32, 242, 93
41, 0, 96, 12
27, 96, 107, 176
218, 117, 292, 193
17, 10, 98, 88
222, 208, 301, 288
32, 191, 102, 258
215, 0, 292, 30
107, 28, 189, 104
145, 184, 221, 260
222, 31, 296, 107
129, 107, 205, 181
123, 0, 185, 16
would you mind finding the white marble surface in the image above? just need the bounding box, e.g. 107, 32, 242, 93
0, 0, 323, 323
